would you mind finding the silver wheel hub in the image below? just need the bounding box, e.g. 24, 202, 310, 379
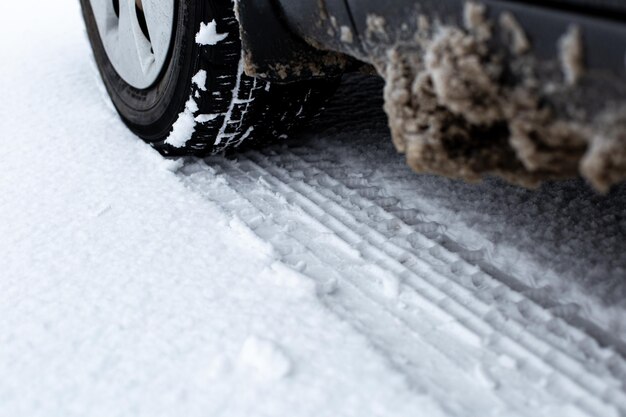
90, 0, 175, 89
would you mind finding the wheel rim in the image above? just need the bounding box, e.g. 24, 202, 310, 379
89, 0, 175, 89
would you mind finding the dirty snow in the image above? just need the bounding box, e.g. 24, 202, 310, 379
559, 25, 585, 86
1, 1, 626, 417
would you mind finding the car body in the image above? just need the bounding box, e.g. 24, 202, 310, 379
82, 0, 626, 191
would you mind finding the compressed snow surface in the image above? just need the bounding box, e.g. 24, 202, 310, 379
238, 336, 292, 381
2, 2, 626, 417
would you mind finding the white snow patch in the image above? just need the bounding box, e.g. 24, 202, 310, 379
164, 69, 211, 147
186, 96, 199, 113
192, 70, 207, 91
214, 60, 246, 146
195, 114, 219, 123
238, 336, 292, 381
498, 355, 518, 369
238, 126, 254, 144
319, 277, 339, 295
473, 364, 498, 390
229, 217, 276, 258
159, 157, 185, 173
381, 274, 401, 299
164, 97, 199, 148
207, 355, 232, 380
196, 20, 229, 45
260, 262, 316, 297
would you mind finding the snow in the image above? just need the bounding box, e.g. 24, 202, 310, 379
192, 70, 207, 91
165, 96, 199, 148
195, 114, 219, 123
238, 336, 292, 381
0, 4, 445, 417
168, 22, 255, 148
214, 60, 247, 146
301, 74, 626, 340
1, 1, 626, 417
196, 20, 229, 46
165, 67, 210, 147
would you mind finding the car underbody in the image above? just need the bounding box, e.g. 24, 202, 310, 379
237, 0, 626, 191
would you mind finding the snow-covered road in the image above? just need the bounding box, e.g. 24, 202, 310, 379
2, 1, 626, 416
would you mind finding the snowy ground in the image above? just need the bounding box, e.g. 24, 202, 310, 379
2, 1, 626, 417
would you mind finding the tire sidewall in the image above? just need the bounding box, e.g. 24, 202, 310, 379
80, 0, 234, 142
81, 0, 340, 156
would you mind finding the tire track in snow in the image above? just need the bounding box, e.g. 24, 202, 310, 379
282, 142, 626, 357
180, 159, 523, 415
305, 75, 626, 344
178, 151, 626, 417
241, 151, 626, 409
247, 148, 626, 368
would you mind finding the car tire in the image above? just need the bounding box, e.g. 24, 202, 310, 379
80, 0, 339, 156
